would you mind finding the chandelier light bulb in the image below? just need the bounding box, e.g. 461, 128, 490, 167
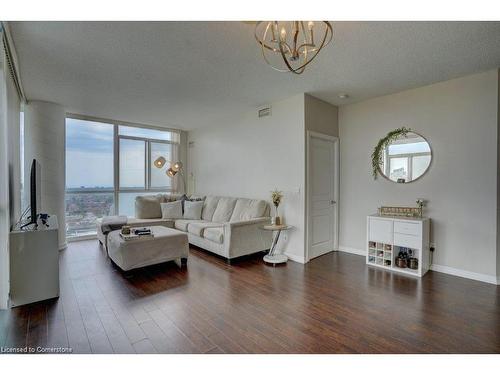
271, 23, 278, 42
172, 161, 183, 172
166, 168, 176, 178
308, 21, 314, 30
280, 27, 287, 42
153, 156, 166, 169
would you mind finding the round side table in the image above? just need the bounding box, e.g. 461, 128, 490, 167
260, 224, 293, 266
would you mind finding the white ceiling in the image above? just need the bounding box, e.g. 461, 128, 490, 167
9, 21, 500, 130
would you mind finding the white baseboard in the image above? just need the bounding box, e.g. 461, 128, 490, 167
338, 246, 366, 257
285, 252, 306, 264
430, 264, 499, 285
338, 246, 498, 285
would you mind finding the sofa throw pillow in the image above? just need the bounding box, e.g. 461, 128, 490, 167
158, 193, 183, 203
189, 195, 206, 201
160, 200, 183, 219
183, 200, 204, 220
135, 195, 162, 219
181, 195, 205, 213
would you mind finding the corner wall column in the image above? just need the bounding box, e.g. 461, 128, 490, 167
24, 101, 66, 250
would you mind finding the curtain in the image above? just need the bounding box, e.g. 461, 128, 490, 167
6, 55, 20, 227
0, 28, 10, 309
0, 23, 23, 309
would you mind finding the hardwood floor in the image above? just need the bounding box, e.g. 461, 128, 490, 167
1, 240, 499, 354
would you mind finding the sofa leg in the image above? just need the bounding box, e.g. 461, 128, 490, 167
175, 257, 188, 268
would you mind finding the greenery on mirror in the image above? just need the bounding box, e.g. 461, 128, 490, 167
371, 127, 411, 179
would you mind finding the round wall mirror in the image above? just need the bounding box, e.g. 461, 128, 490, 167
379, 131, 432, 183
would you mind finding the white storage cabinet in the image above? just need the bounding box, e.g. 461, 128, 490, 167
366, 214, 430, 277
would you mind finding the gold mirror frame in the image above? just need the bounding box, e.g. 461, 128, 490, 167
376, 131, 433, 184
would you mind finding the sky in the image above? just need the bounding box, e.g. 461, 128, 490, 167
66, 119, 114, 188
388, 141, 431, 155
65, 118, 174, 189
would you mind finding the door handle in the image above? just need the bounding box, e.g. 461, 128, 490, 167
331, 200, 336, 205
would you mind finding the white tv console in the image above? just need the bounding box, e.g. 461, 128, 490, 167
366, 214, 430, 277
9, 215, 60, 307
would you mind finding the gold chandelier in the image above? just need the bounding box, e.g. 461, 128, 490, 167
255, 21, 333, 74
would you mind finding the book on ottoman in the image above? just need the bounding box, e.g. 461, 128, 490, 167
119, 227, 154, 241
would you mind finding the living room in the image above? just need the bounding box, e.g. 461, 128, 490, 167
1, 0, 500, 372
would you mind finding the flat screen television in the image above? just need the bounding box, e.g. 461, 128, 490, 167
21, 159, 41, 228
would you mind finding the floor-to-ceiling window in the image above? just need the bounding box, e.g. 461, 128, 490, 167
65, 118, 115, 238
65, 117, 180, 239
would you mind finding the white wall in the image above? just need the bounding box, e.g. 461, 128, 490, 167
305, 94, 339, 137
188, 94, 306, 262
179, 130, 188, 194
24, 101, 67, 250
339, 70, 499, 282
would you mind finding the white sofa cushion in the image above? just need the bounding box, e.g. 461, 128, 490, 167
175, 219, 205, 232
188, 222, 223, 237
183, 200, 203, 220
203, 227, 224, 244
212, 197, 237, 223
229, 198, 267, 222
135, 195, 162, 219
201, 196, 220, 221
161, 201, 183, 219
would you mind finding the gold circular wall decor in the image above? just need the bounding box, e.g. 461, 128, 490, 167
254, 21, 333, 74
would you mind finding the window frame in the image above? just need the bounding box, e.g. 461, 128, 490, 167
117, 134, 178, 193
65, 114, 181, 238
385, 151, 431, 181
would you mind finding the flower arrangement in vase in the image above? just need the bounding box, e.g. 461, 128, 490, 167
416, 198, 425, 217
270, 189, 284, 226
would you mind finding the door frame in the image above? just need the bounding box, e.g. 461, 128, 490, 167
305, 131, 340, 263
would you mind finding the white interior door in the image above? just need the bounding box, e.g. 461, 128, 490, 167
308, 133, 337, 260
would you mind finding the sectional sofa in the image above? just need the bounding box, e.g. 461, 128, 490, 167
97, 194, 272, 261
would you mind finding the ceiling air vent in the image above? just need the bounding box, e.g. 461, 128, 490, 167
258, 106, 272, 118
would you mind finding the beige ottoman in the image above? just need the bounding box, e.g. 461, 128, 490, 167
107, 226, 188, 271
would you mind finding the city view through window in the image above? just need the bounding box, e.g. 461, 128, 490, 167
65, 118, 178, 238
65, 119, 114, 237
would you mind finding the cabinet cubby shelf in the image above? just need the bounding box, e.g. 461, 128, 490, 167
366, 215, 430, 278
